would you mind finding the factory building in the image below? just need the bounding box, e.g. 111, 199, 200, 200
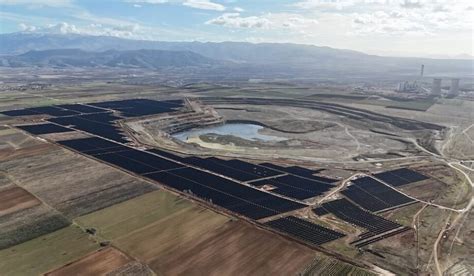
432, 78, 442, 95
449, 78, 460, 96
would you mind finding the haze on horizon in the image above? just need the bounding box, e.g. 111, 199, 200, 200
0, 0, 473, 59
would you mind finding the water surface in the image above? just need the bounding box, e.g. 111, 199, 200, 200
173, 123, 286, 142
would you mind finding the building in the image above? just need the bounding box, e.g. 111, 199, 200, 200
449, 78, 460, 96
432, 78, 442, 95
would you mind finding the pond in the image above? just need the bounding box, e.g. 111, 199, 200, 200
172, 123, 287, 142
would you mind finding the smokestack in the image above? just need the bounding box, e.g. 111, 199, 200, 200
449, 78, 460, 96
420, 64, 424, 78
432, 78, 442, 95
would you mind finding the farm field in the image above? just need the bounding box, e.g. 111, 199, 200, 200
75, 190, 326, 275
0, 186, 40, 216
0, 225, 99, 275
44, 247, 152, 276
0, 137, 157, 219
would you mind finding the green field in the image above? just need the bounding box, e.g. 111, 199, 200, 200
0, 225, 98, 275
75, 189, 230, 242
74, 190, 235, 273
301, 257, 375, 276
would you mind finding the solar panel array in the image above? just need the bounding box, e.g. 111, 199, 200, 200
88, 99, 183, 117
57, 137, 306, 220
2, 106, 79, 117
58, 137, 183, 173
182, 157, 282, 182
264, 216, 345, 246
6, 99, 415, 249
251, 175, 334, 200
148, 168, 305, 220
312, 207, 330, 216
317, 198, 406, 247
353, 227, 411, 247
373, 168, 428, 187
55, 104, 106, 114
49, 113, 128, 143
260, 163, 337, 183
16, 123, 73, 135
341, 177, 415, 212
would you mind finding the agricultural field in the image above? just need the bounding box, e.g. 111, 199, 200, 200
0, 133, 157, 219
0, 225, 99, 275
45, 247, 153, 276
0, 187, 40, 216
75, 190, 335, 275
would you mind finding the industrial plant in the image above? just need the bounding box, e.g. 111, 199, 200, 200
395, 64, 462, 97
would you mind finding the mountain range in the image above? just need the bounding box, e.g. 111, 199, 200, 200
0, 32, 472, 77
0, 48, 217, 69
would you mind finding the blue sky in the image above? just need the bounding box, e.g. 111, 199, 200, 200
1, 0, 473, 57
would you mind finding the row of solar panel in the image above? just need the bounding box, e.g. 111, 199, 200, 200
58, 137, 343, 244
260, 163, 337, 183
182, 156, 282, 182
89, 99, 183, 117
15, 121, 339, 202
353, 227, 411, 248
57, 137, 306, 220
373, 168, 428, 187
251, 175, 334, 200
316, 198, 404, 246
341, 177, 415, 212
16, 123, 73, 135
149, 152, 337, 201
1, 99, 184, 118
48, 113, 128, 143
264, 216, 345, 246
2, 104, 105, 117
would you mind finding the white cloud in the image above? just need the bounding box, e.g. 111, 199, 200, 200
183, 0, 226, 11
206, 12, 318, 31
294, 0, 358, 10
19, 22, 144, 38
45, 22, 79, 34
133, 4, 142, 8
399, 0, 423, 9
124, 0, 169, 4
18, 23, 37, 32
234, 7, 244, 12
0, 0, 74, 7
206, 13, 269, 28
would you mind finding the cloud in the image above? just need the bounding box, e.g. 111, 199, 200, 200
0, 0, 74, 7
18, 22, 144, 38
206, 12, 318, 31
124, 0, 169, 4
351, 10, 430, 35
400, 0, 423, 9
294, 0, 357, 10
18, 23, 37, 32
133, 4, 142, 8
234, 7, 244, 12
182, 0, 226, 11
206, 13, 269, 28
45, 22, 79, 34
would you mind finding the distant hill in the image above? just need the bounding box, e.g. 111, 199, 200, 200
0, 32, 472, 77
0, 33, 367, 64
0, 49, 217, 69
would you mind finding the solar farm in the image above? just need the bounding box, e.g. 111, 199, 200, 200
0, 91, 471, 276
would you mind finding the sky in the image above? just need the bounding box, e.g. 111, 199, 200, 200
0, 0, 473, 58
